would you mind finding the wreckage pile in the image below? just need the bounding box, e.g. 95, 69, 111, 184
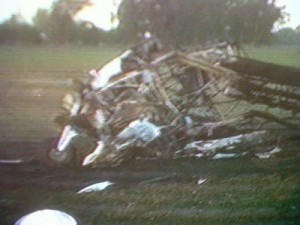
48, 34, 300, 167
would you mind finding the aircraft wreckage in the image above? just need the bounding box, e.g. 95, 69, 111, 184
48, 34, 300, 167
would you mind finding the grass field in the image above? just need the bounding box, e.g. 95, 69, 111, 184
0, 45, 122, 142
245, 45, 300, 69
0, 45, 123, 72
0, 44, 299, 225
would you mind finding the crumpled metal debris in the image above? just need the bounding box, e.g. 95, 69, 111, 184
115, 118, 161, 148
49, 35, 284, 167
183, 131, 267, 157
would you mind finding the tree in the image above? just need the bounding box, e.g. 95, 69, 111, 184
33, 0, 92, 44
0, 0, 110, 45
273, 27, 300, 45
0, 14, 40, 44
228, 0, 283, 44
32, 9, 51, 42
295, 25, 300, 35
75, 21, 107, 45
117, 0, 284, 45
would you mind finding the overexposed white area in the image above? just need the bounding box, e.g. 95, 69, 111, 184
276, 0, 300, 28
75, 0, 122, 31
90, 50, 132, 89
14, 209, 77, 225
0, 0, 53, 23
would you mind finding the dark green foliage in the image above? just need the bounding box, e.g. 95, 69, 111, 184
32, 0, 99, 44
118, 0, 283, 45
273, 27, 300, 45
228, 0, 282, 44
0, 15, 41, 44
0, 0, 106, 45
0, 0, 287, 46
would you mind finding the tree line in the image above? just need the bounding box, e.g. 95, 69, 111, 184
0, 0, 112, 45
273, 27, 300, 45
0, 0, 298, 46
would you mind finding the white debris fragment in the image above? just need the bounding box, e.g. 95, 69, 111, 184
14, 209, 77, 225
117, 118, 161, 143
195, 153, 205, 158
57, 125, 79, 151
77, 181, 113, 194
82, 141, 105, 166
212, 153, 240, 159
69, 101, 82, 116
197, 178, 207, 185
141, 69, 156, 84
184, 116, 193, 129
0, 159, 24, 164
90, 109, 106, 129
255, 146, 282, 159
61, 93, 81, 116
90, 50, 132, 90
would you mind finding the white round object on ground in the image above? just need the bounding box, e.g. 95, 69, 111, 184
14, 209, 77, 225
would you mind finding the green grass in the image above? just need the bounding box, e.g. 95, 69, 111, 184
0, 43, 298, 141
245, 45, 300, 69
0, 44, 300, 225
0, 45, 123, 73
0, 45, 123, 142
2, 172, 300, 225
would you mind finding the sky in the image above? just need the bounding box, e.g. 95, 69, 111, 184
276, 0, 300, 29
0, 0, 299, 30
